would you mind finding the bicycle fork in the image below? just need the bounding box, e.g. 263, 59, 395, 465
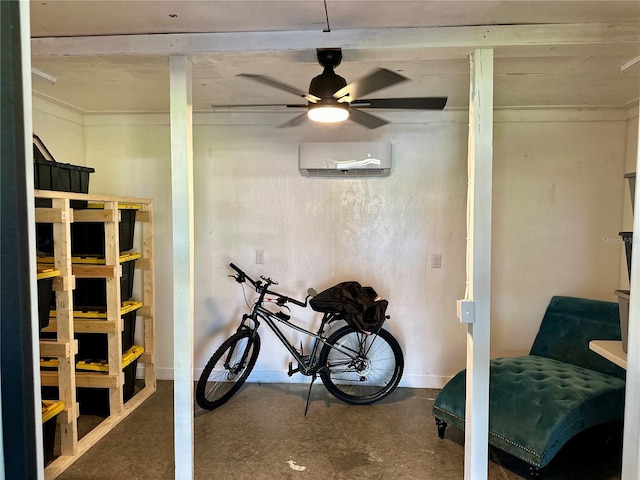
224, 315, 259, 376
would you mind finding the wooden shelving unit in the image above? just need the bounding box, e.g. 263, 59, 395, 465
34, 190, 156, 480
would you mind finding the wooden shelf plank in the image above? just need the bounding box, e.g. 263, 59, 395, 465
135, 257, 152, 270
35, 189, 152, 205
52, 275, 74, 292
42, 319, 119, 334
589, 340, 627, 369
39, 340, 71, 358
35, 208, 67, 224
41, 371, 121, 388
72, 264, 118, 279
72, 209, 118, 223
136, 210, 152, 223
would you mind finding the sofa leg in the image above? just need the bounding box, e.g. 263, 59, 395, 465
435, 419, 447, 439
529, 465, 544, 479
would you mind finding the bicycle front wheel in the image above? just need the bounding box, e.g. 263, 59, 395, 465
319, 326, 404, 405
196, 329, 260, 410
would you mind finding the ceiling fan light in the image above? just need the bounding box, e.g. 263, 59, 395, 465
308, 105, 349, 123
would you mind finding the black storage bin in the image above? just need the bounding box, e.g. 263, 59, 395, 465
41, 400, 64, 466
47, 254, 138, 309
42, 414, 57, 466
34, 158, 93, 199
37, 276, 54, 330
73, 256, 136, 308
621, 231, 632, 281
34, 134, 95, 254
76, 308, 139, 361
76, 347, 143, 416
71, 207, 137, 255
33, 134, 94, 196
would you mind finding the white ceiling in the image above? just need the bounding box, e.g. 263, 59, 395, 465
29, 1, 640, 115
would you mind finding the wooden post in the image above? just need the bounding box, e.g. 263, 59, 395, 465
104, 201, 123, 416
622, 104, 640, 479
170, 55, 195, 480
140, 204, 156, 390
464, 48, 494, 480
52, 198, 79, 456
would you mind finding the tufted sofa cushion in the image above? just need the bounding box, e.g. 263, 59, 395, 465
432, 355, 625, 467
432, 296, 626, 469
529, 296, 625, 379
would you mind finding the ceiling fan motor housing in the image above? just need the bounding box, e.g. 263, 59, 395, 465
309, 48, 348, 100
316, 48, 342, 69
309, 72, 348, 100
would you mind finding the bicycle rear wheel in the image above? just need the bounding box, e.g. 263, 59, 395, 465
196, 329, 260, 410
319, 326, 403, 405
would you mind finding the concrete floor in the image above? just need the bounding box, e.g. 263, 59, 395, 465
53, 380, 622, 480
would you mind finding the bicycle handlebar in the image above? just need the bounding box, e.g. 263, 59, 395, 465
229, 263, 307, 307
229, 262, 254, 285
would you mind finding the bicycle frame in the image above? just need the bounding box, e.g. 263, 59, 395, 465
239, 301, 362, 377
225, 262, 376, 379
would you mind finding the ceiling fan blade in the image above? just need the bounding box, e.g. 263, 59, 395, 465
351, 97, 448, 110
277, 113, 309, 128
333, 68, 408, 102
348, 109, 389, 129
237, 74, 320, 103
210, 104, 307, 110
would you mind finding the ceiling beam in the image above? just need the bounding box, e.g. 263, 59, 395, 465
31, 23, 640, 57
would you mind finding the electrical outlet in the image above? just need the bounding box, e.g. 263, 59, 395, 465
255, 249, 265, 264
431, 253, 442, 269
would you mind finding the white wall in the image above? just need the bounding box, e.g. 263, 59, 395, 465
32, 101, 632, 387
620, 111, 640, 287
189, 117, 469, 387
83, 116, 174, 379
32, 97, 84, 167
492, 115, 628, 358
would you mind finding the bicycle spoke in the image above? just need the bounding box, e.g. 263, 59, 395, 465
196, 331, 261, 410
319, 326, 403, 404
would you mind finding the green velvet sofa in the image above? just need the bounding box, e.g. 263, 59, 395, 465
432, 296, 626, 478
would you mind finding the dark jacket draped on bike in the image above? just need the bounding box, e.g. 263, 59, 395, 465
309, 281, 388, 332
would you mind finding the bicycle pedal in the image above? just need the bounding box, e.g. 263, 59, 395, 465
288, 362, 300, 377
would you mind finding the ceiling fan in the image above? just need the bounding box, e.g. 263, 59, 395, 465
213, 48, 447, 129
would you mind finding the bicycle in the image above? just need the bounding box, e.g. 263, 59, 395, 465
196, 263, 404, 413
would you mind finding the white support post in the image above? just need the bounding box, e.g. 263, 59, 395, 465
170, 55, 195, 480
622, 104, 640, 479
20, 0, 45, 477
464, 48, 494, 480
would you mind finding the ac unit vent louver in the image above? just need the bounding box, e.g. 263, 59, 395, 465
299, 142, 392, 177
305, 168, 387, 177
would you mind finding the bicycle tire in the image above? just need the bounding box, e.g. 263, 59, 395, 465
196, 329, 260, 410
318, 326, 403, 405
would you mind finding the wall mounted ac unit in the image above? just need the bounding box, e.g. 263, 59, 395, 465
299, 142, 392, 177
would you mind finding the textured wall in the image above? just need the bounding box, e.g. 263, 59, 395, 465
33, 105, 631, 387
